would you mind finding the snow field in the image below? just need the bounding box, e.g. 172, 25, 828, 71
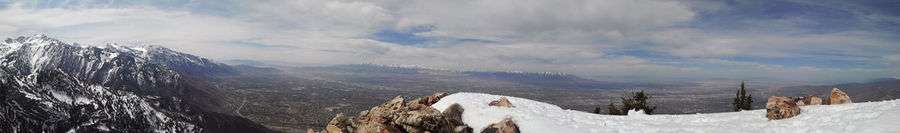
432, 92, 900, 133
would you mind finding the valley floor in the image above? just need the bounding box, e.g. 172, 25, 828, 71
432, 93, 900, 133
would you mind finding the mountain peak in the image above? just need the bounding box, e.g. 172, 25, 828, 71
1, 35, 233, 78
15, 34, 55, 42
3, 35, 173, 54
2, 35, 65, 49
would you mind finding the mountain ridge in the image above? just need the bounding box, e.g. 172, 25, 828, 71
0, 35, 269, 133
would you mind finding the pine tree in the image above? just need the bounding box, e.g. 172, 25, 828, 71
732, 81, 753, 111
605, 102, 625, 115
624, 91, 656, 114
604, 90, 656, 115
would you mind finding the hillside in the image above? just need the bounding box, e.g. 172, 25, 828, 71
0, 35, 269, 132
431, 93, 900, 133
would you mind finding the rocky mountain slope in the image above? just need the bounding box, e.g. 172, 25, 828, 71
0, 35, 270, 133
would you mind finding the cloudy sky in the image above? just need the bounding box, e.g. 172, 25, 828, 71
1, 0, 899, 83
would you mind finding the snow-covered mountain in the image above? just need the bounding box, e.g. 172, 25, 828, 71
431, 93, 900, 133
0, 35, 268, 132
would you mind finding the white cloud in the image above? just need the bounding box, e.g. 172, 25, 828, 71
0, 3, 259, 43
644, 28, 900, 61
390, 0, 695, 43
0, 2, 284, 61
246, 0, 394, 35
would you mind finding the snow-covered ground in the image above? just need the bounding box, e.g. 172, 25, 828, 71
431, 93, 900, 133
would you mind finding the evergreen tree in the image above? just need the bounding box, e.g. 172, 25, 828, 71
605, 102, 626, 115
732, 81, 753, 111
604, 90, 656, 115
623, 91, 656, 114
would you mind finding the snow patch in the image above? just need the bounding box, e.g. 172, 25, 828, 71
50, 90, 73, 104
21, 90, 42, 100
627, 109, 647, 116
75, 96, 94, 104
96, 125, 111, 131
131, 47, 148, 53
432, 93, 900, 133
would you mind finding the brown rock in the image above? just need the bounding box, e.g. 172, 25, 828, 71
325, 113, 352, 133
323, 93, 471, 133
409, 92, 450, 110
766, 96, 801, 120
481, 118, 520, 133
808, 96, 823, 105
795, 96, 824, 106
352, 96, 407, 132
829, 88, 852, 105
444, 104, 465, 124
393, 108, 449, 132
445, 104, 473, 133
324, 125, 341, 133
488, 97, 514, 107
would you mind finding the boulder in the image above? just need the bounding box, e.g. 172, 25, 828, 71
325, 113, 352, 133
325, 124, 343, 133
829, 88, 851, 105
322, 92, 471, 133
766, 96, 801, 120
488, 97, 514, 107
481, 118, 520, 133
796, 96, 823, 106
409, 92, 450, 110
794, 98, 805, 106
352, 96, 408, 132
444, 104, 473, 133
393, 108, 446, 132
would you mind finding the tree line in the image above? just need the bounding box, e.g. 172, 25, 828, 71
595, 81, 754, 115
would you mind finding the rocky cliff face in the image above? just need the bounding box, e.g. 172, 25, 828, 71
0, 35, 268, 133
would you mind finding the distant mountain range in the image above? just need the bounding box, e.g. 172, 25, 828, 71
294, 64, 670, 90
0, 35, 270, 133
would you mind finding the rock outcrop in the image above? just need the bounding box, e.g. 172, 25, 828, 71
796, 96, 823, 106
766, 96, 801, 120
765, 88, 854, 120
481, 118, 520, 133
829, 88, 852, 105
325, 113, 353, 133
317, 92, 471, 133
444, 104, 474, 133
489, 97, 514, 107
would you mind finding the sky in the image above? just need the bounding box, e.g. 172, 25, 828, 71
1, 0, 899, 83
